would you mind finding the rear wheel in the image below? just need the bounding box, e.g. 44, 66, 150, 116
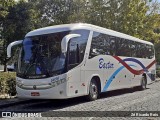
134, 76, 147, 91
140, 76, 147, 90
86, 79, 99, 101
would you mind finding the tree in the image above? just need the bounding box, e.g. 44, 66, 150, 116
32, 0, 88, 26
0, 0, 14, 69
33, 0, 71, 26
0, 0, 14, 20
0, 0, 39, 71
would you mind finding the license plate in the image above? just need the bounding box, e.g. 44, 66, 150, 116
31, 92, 40, 96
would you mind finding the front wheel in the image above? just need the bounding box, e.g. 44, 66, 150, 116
86, 79, 99, 101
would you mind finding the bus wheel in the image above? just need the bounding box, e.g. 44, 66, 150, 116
86, 79, 99, 101
140, 76, 147, 90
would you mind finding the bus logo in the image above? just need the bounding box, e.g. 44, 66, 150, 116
99, 58, 114, 69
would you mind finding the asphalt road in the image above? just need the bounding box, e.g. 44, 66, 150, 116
1, 80, 160, 120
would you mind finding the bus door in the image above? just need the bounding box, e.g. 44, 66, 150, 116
67, 38, 81, 96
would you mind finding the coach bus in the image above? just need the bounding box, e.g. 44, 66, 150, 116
7, 23, 156, 101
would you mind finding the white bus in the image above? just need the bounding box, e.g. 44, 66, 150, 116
7, 23, 156, 101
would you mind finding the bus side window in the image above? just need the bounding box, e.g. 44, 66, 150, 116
146, 45, 154, 59
89, 32, 117, 59
89, 32, 101, 58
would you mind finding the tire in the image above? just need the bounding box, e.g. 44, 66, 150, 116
86, 79, 99, 101
140, 76, 147, 90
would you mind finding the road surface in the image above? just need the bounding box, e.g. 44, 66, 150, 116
1, 80, 160, 120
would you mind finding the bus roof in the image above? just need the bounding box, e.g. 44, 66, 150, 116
25, 23, 153, 45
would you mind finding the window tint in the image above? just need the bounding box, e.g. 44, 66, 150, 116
146, 45, 154, 59
140, 44, 147, 58
115, 38, 131, 57
68, 40, 79, 65
89, 32, 116, 58
89, 32, 154, 59
68, 30, 89, 70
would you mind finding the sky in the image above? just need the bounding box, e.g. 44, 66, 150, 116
154, 0, 160, 3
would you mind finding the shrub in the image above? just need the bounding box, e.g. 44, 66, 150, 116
0, 72, 16, 96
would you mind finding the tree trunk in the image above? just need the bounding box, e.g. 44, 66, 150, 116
2, 36, 7, 72
3, 62, 7, 72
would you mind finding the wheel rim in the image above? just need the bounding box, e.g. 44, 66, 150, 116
90, 83, 98, 99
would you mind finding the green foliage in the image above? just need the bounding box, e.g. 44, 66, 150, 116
0, 0, 14, 19
155, 42, 160, 64
83, 0, 160, 42
0, 72, 16, 97
3, 1, 39, 42
0, 0, 39, 71
35, 0, 160, 42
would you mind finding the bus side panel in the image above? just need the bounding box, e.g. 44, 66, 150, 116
115, 57, 156, 87
83, 56, 104, 94
118, 56, 141, 88
143, 58, 156, 84
102, 56, 131, 92
67, 66, 93, 98
67, 67, 82, 97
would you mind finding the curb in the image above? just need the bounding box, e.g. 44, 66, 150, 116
0, 99, 32, 109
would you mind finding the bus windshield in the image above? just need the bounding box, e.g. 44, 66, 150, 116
17, 31, 69, 79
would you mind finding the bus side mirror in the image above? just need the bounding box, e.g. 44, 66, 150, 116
61, 34, 81, 53
7, 40, 23, 58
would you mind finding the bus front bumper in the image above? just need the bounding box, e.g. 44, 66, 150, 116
16, 83, 68, 99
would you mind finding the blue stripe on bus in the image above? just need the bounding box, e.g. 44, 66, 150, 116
102, 65, 136, 92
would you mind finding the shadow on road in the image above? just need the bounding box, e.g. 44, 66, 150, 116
20, 87, 149, 112
100, 87, 149, 99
